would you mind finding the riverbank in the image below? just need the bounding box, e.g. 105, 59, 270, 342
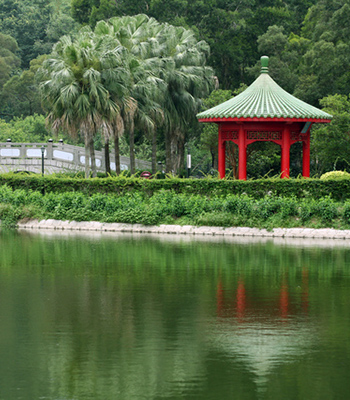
16, 219, 350, 239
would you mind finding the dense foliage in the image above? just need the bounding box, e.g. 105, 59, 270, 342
2, 174, 350, 201
1, 181, 350, 229
1, 0, 350, 177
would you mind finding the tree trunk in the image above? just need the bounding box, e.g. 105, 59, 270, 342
226, 142, 238, 179
89, 137, 97, 178
170, 133, 177, 174
114, 135, 121, 175
211, 150, 215, 169
104, 138, 111, 176
83, 129, 90, 179
152, 130, 157, 175
129, 119, 135, 174
178, 133, 185, 176
165, 131, 172, 173
170, 129, 185, 175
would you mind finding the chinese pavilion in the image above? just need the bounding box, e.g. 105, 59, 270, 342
197, 56, 333, 179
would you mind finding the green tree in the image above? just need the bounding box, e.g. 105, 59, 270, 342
0, 0, 53, 67
89, 0, 118, 27
71, 0, 314, 91
289, 0, 350, 105
71, 0, 118, 26
247, 26, 306, 95
46, 11, 80, 44
0, 32, 20, 91
0, 55, 46, 120
38, 29, 125, 178
95, 15, 214, 175
311, 94, 350, 174
71, 0, 93, 25
94, 15, 164, 174
157, 23, 214, 174
0, 114, 50, 142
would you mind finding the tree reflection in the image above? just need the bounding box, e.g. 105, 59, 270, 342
0, 231, 349, 399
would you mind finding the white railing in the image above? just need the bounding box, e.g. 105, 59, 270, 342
0, 141, 152, 174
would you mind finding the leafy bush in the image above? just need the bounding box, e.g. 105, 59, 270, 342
195, 212, 234, 227
320, 171, 350, 180
2, 174, 350, 201
1, 182, 350, 230
314, 197, 339, 223
343, 202, 350, 224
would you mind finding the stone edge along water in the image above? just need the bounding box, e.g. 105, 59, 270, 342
8, 219, 350, 239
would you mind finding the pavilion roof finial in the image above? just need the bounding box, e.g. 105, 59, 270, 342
261, 55, 269, 74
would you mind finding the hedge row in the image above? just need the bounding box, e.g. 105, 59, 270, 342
1, 184, 350, 229
1, 174, 350, 201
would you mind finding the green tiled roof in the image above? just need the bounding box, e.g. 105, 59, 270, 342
197, 56, 332, 121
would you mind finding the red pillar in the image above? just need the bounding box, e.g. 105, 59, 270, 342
302, 135, 310, 178
236, 280, 246, 322
218, 127, 226, 179
281, 127, 290, 178
238, 125, 247, 180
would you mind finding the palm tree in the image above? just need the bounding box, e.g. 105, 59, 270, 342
157, 24, 214, 174
95, 16, 164, 174
38, 29, 126, 178
93, 15, 214, 176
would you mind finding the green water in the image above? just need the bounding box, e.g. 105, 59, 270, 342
1, 231, 350, 400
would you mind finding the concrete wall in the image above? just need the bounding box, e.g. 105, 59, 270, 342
0, 141, 152, 174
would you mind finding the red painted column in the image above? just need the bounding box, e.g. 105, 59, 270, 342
218, 126, 226, 179
236, 280, 246, 323
281, 126, 290, 178
238, 125, 247, 180
302, 134, 310, 178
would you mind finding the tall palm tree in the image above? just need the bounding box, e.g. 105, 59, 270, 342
157, 24, 214, 174
95, 16, 164, 174
39, 29, 126, 178
93, 15, 214, 176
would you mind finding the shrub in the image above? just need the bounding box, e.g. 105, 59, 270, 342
342, 201, 350, 224
1, 182, 349, 229
315, 197, 339, 222
320, 171, 350, 180
1, 174, 350, 201
196, 212, 234, 227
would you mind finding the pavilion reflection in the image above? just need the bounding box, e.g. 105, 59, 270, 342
216, 268, 310, 321
212, 269, 316, 392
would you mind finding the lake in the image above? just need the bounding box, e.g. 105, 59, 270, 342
1, 230, 350, 399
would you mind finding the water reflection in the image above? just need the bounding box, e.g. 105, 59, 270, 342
18, 228, 350, 249
212, 275, 317, 393
1, 230, 350, 399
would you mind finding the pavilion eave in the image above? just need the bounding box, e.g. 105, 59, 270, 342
198, 117, 332, 124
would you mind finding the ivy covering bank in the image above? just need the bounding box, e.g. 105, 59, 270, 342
1, 177, 350, 230
1, 174, 350, 201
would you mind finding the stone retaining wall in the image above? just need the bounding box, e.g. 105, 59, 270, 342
15, 219, 350, 240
